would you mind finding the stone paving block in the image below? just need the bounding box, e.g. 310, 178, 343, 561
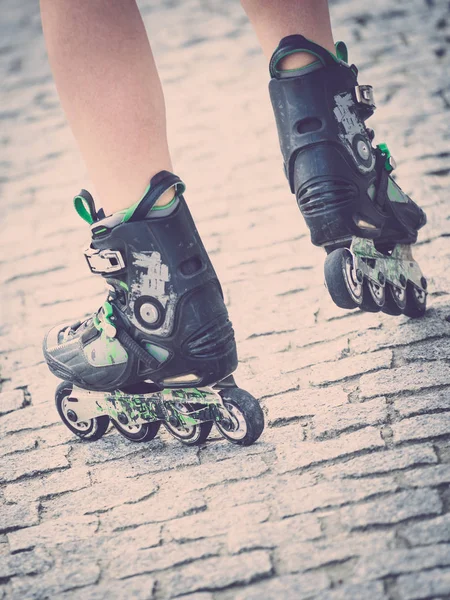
152, 455, 269, 494
339, 488, 442, 530
277, 476, 397, 519
10, 561, 101, 600
312, 397, 387, 439
62, 575, 156, 600
392, 413, 450, 444
305, 350, 392, 386
0, 389, 27, 415
0, 547, 53, 579
311, 581, 387, 600
227, 513, 322, 554
324, 446, 438, 479
400, 514, 450, 546
42, 476, 159, 519
111, 538, 223, 580
165, 551, 273, 597
7, 515, 98, 552
360, 362, 450, 398
0, 502, 39, 534
0, 402, 59, 436
266, 387, 348, 426
4, 466, 91, 503
233, 571, 330, 600
396, 567, 450, 600
350, 544, 450, 581
164, 502, 269, 543
399, 464, 450, 489
0, 445, 69, 483
398, 337, 450, 363
277, 531, 396, 575
102, 490, 207, 531
276, 427, 385, 473
0, 430, 38, 459
394, 389, 450, 418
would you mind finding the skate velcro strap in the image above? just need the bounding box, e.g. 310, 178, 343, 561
269, 35, 339, 77
85, 247, 125, 274
74, 190, 98, 225
116, 328, 161, 370
355, 85, 376, 110
130, 171, 186, 221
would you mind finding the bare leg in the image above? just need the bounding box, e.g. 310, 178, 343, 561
40, 0, 173, 214
241, 0, 334, 68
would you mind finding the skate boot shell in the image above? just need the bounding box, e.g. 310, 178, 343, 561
44, 171, 264, 446
269, 35, 428, 317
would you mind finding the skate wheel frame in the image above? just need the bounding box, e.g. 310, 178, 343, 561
56, 382, 264, 446
324, 238, 427, 317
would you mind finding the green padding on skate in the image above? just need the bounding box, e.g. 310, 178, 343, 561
335, 41, 348, 63
74, 195, 95, 224
377, 143, 395, 172
119, 281, 129, 291
145, 343, 170, 363
151, 195, 177, 211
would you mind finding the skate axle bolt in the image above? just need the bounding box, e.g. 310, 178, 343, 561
399, 274, 407, 287
356, 269, 364, 283
421, 277, 428, 290
118, 412, 128, 425
378, 272, 385, 285
67, 409, 78, 423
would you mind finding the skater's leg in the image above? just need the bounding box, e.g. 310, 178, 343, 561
241, 0, 334, 68
40, 0, 173, 213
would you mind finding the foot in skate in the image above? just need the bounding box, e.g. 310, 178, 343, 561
269, 35, 428, 317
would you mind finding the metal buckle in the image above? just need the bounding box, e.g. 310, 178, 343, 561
84, 247, 125, 274
355, 85, 375, 109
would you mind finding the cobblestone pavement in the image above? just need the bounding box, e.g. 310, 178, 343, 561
1, 0, 450, 598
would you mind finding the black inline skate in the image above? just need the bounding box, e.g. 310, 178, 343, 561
269, 36, 428, 317
43, 171, 264, 446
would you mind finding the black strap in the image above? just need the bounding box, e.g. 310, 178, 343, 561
116, 328, 161, 370
269, 35, 338, 77
130, 170, 185, 221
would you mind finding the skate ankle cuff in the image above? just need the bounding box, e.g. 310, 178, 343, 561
269, 35, 347, 78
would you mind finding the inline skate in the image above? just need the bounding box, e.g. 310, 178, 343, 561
43, 171, 264, 446
269, 36, 427, 317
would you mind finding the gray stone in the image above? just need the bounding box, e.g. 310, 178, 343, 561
166, 551, 273, 597
103, 490, 207, 531
394, 389, 450, 418
234, 571, 330, 600
4, 467, 91, 503
62, 575, 156, 600
0, 502, 39, 533
7, 515, 98, 552
228, 513, 322, 554
10, 561, 101, 599
400, 464, 450, 488
324, 446, 437, 479
339, 489, 442, 529
0, 446, 69, 483
401, 514, 450, 546
277, 476, 397, 518
0, 389, 27, 416
360, 362, 450, 399
396, 567, 450, 600
312, 397, 387, 439
276, 427, 385, 473
306, 350, 392, 386
0, 547, 53, 579
392, 413, 450, 444
111, 538, 223, 580
351, 544, 450, 581
164, 502, 269, 543
312, 581, 387, 600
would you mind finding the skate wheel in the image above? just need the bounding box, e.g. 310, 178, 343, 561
324, 248, 362, 310
382, 282, 407, 316
359, 279, 385, 313
403, 282, 427, 318
216, 388, 264, 446
112, 419, 161, 442
163, 401, 213, 446
56, 381, 110, 441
